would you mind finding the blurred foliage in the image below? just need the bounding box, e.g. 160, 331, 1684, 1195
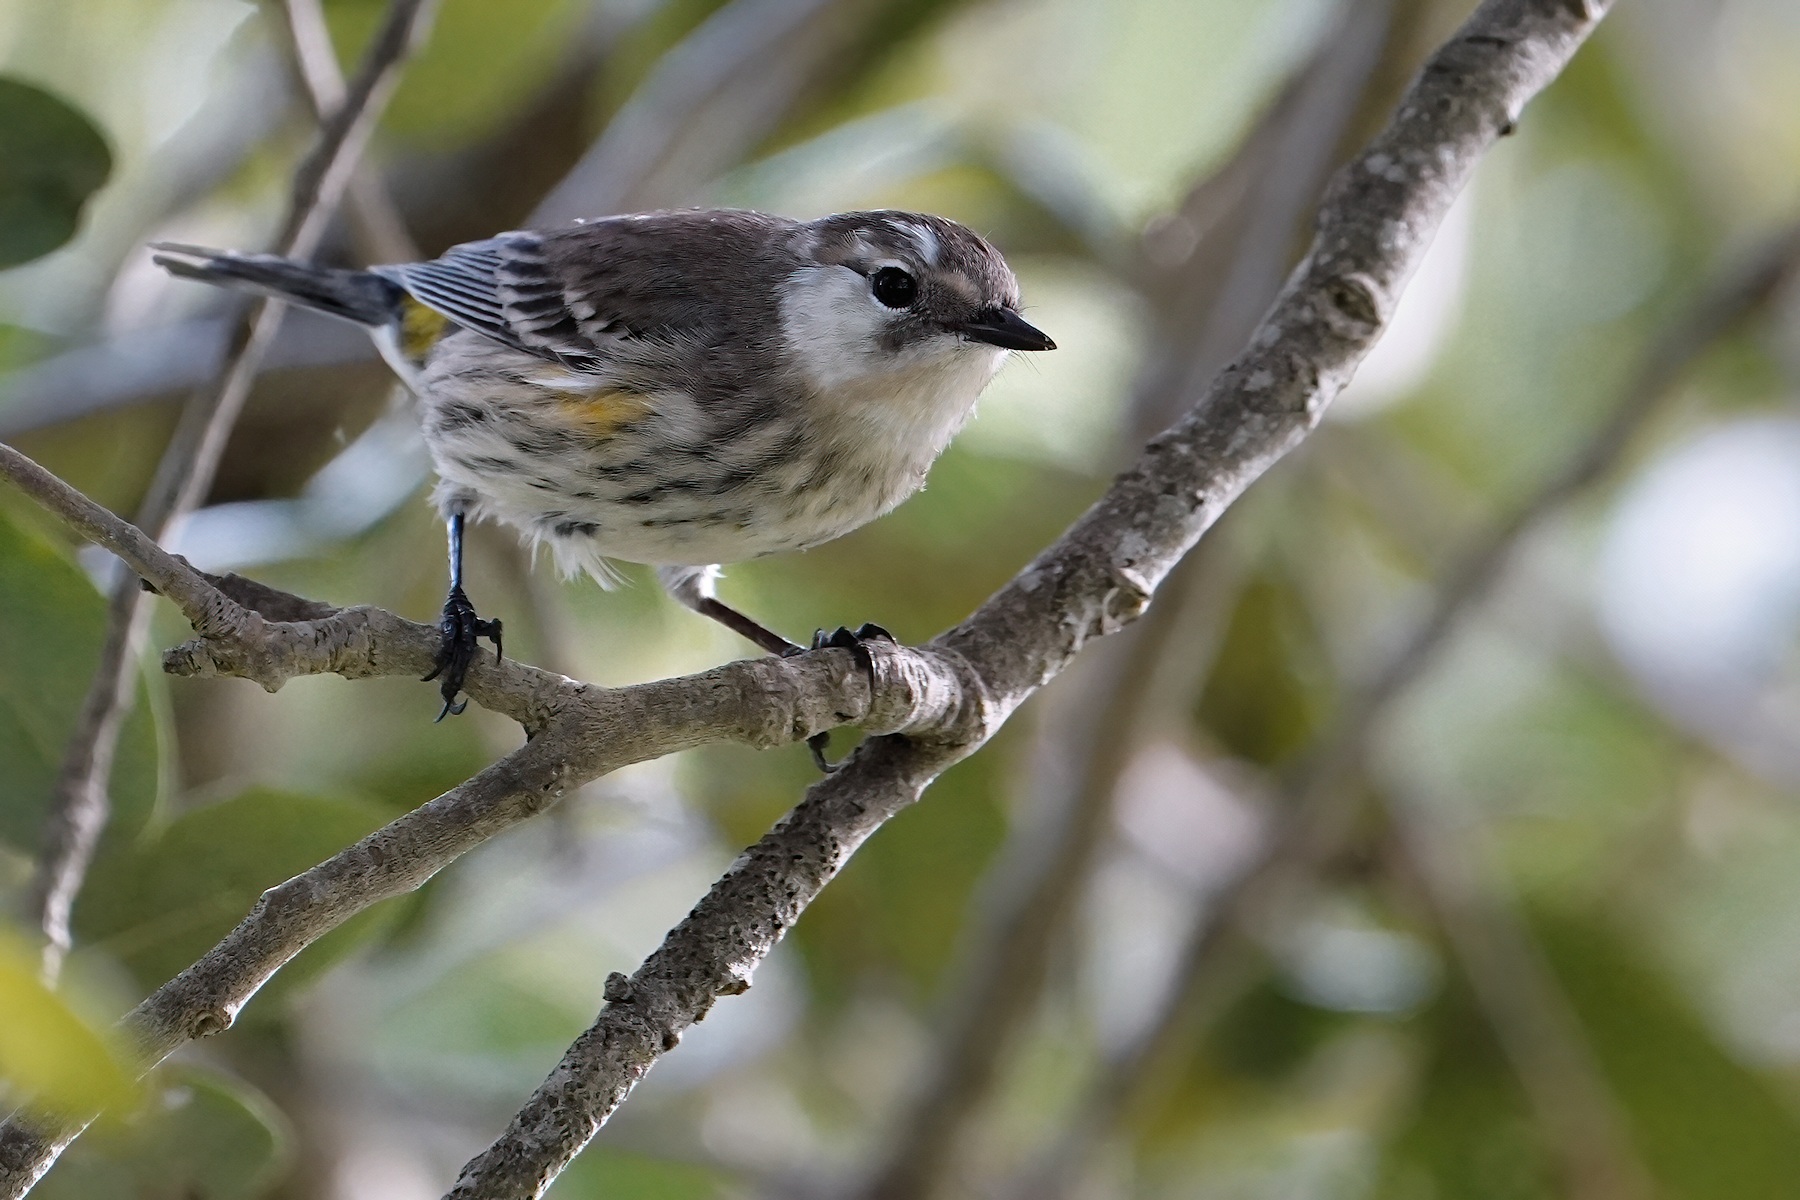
74, 787, 398, 1007
1539, 910, 1800, 1200
1195, 567, 1335, 768
548, 1146, 724, 1200
0, 926, 137, 1118
801, 745, 1007, 1006
0, 76, 111, 269
3, 0, 1800, 1197
1375, 980, 1553, 1200
323, 0, 592, 148
33, 1065, 292, 1200
691, 724, 1013, 1011
0, 506, 159, 856
1204, 977, 1352, 1085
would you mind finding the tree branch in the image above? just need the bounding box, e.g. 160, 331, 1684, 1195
0, 441, 972, 1195
22, 0, 441, 988
447, 2, 1614, 1195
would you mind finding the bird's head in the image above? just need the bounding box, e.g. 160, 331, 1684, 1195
780, 210, 1054, 394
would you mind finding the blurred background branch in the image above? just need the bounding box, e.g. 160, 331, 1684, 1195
279, 0, 423, 266
1385, 788, 1655, 1200
1011, 215, 1800, 1200
20, 0, 442, 990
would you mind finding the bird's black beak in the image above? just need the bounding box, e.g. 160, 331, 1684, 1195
959, 308, 1056, 351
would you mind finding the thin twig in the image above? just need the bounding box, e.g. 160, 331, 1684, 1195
0, 439, 961, 739
532, 0, 845, 223
279, 0, 423, 265
1387, 798, 1655, 1200
1026, 216, 1800, 1199
21, 0, 441, 987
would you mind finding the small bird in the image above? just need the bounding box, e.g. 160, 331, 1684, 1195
152, 209, 1054, 727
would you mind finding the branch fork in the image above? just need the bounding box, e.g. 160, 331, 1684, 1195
0, 436, 971, 753
149, 524, 981, 757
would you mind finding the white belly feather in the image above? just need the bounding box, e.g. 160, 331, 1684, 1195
418, 325, 1005, 583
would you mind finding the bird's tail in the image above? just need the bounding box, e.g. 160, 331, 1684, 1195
151, 243, 406, 327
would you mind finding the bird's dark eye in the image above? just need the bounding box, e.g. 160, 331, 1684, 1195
870, 266, 918, 309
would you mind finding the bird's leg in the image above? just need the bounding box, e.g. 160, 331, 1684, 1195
657, 565, 801, 655
691, 595, 803, 656
422, 512, 503, 719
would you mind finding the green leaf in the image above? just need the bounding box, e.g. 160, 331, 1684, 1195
0, 926, 138, 1118
1205, 977, 1350, 1084
1120, 973, 1358, 1153
0, 507, 160, 857
75, 788, 395, 1003
1381, 912, 1800, 1200
33, 1066, 293, 1200
369, 962, 592, 1099
0, 77, 112, 268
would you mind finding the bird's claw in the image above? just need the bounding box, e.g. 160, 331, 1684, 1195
790, 623, 895, 773
781, 621, 893, 665
422, 586, 502, 720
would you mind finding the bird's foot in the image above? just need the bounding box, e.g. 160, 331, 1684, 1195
785, 623, 895, 772
422, 586, 503, 720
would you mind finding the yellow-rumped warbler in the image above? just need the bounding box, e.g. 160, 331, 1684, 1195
153, 209, 1054, 717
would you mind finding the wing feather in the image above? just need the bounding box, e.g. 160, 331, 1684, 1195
376, 233, 594, 364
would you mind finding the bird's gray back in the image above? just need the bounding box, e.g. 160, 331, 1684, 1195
385, 209, 807, 396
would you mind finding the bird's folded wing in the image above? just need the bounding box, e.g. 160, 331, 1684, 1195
377, 232, 604, 367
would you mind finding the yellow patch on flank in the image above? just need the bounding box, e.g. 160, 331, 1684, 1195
400, 297, 450, 360
557, 386, 653, 436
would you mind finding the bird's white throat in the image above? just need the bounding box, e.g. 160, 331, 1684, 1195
779, 263, 1007, 459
